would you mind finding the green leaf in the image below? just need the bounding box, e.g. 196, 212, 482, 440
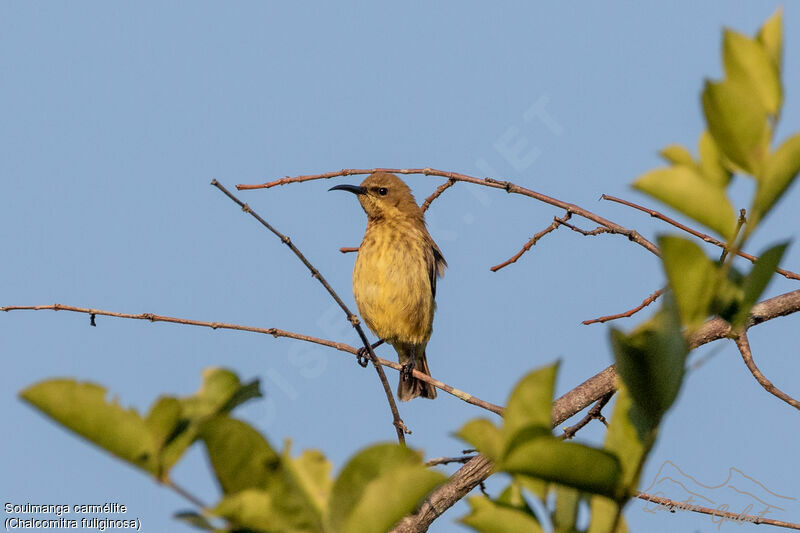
757, 8, 783, 69
553, 485, 580, 533
513, 474, 548, 501
20, 380, 158, 475
586, 497, 629, 533
461, 496, 544, 533
203, 422, 330, 531
659, 144, 695, 166
282, 443, 333, 517
183, 367, 262, 418
611, 303, 688, 430
658, 236, 717, 329
709, 267, 746, 322
200, 416, 280, 494
732, 242, 789, 327
212, 488, 315, 532
327, 443, 445, 533
633, 165, 737, 240
750, 133, 800, 231
456, 419, 504, 461
501, 436, 621, 498
698, 130, 732, 187
503, 363, 558, 443
160, 368, 262, 474
173, 511, 215, 531
587, 388, 645, 533
702, 79, 767, 174
602, 387, 650, 490
145, 397, 183, 450
723, 29, 781, 114
495, 482, 536, 514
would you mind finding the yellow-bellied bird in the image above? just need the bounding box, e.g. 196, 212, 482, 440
330, 172, 446, 401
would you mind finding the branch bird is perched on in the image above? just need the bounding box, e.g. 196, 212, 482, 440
330, 172, 446, 401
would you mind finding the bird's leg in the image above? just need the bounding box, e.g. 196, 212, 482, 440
356, 339, 385, 368
400, 351, 416, 381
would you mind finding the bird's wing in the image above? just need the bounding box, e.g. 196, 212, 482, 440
428, 241, 447, 299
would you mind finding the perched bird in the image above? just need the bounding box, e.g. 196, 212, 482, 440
330, 172, 446, 401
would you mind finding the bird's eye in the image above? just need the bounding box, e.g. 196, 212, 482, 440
378, 187, 388, 196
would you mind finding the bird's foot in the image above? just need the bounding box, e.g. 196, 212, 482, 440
400, 359, 416, 381
355, 347, 370, 367
356, 339, 385, 368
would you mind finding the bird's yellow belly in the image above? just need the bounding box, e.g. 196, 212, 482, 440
353, 237, 433, 345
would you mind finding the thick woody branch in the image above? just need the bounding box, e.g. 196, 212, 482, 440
238, 168, 660, 258
734, 332, 800, 411
602, 194, 800, 281
392, 288, 800, 532
0, 304, 503, 416
211, 180, 408, 443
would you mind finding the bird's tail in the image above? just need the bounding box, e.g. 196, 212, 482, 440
398, 349, 437, 401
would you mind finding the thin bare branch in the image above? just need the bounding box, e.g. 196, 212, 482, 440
211, 180, 408, 443
0, 303, 503, 416
491, 212, 619, 272
420, 178, 456, 213
560, 390, 614, 440
557, 218, 611, 237
602, 194, 800, 281
490, 213, 570, 272
238, 168, 661, 257
392, 288, 800, 532
735, 332, 800, 411
0, 303, 365, 353
583, 288, 664, 326
161, 478, 208, 510
425, 455, 476, 467
635, 492, 800, 530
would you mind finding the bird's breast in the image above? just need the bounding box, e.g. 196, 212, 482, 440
353, 223, 434, 344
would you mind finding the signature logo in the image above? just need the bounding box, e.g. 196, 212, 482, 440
639, 460, 796, 529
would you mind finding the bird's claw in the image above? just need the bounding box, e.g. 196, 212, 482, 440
356, 347, 370, 368
400, 360, 415, 381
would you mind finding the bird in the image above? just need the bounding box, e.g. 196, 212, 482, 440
330, 172, 446, 401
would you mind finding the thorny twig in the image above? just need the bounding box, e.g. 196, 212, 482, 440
421, 178, 456, 213
490, 213, 571, 272
491, 213, 617, 271
635, 492, 800, 530
238, 168, 661, 257
1, 304, 504, 416
602, 194, 800, 281
583, 288, 664, 325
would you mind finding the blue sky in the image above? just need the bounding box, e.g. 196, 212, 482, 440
2, 3, 799, 532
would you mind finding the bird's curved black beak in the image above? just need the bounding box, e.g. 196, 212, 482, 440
329, 184, 366, 195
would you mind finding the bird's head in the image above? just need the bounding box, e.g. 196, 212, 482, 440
329, 172, 422, 222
